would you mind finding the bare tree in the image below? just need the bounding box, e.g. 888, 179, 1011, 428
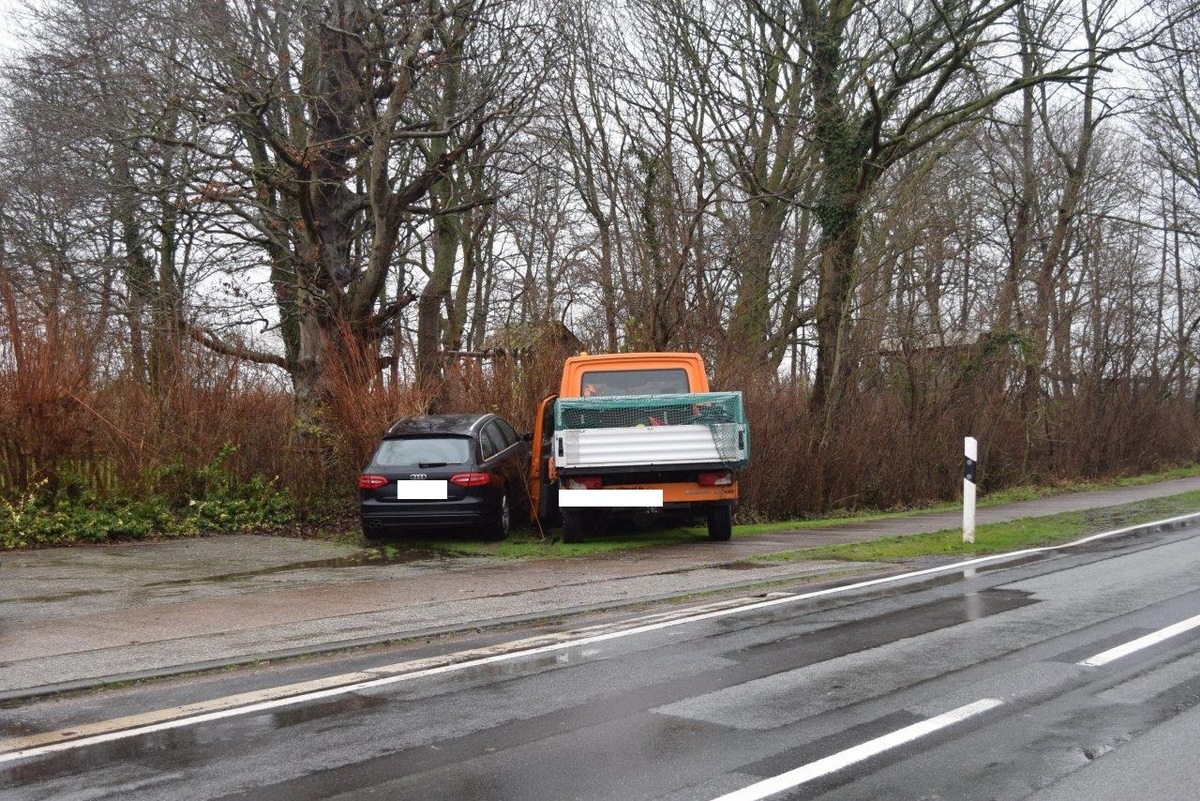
159, 0, 547, 421
1141, 0, 1200, 398
548, 0, 629, 351
638, 0, 817, 369
2, 0, 223, 392
650, 0, 1088, 435
544, 0, 728, 354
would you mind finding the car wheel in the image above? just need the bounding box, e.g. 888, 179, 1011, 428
362, 521, 389, 542
485, 493, 511, 541
706, 505, 733, 542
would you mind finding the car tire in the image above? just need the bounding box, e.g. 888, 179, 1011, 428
485, 493, 511, 541
362, 522, 389, 542
706, 505, 733, 542
562, 509, 586, 544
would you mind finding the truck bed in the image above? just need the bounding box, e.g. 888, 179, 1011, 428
553, 392, 750, 471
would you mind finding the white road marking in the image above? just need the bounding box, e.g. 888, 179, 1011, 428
1079, 611, 1200, 667
0, 596, 756, 761
709, 699, 1005, 801
3, 511, 1197, 765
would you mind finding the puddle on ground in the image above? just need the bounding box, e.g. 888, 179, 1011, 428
1080, 509, 1133, 530
0, 589, 110, 605
142, 546, 456, 586
972, 552, 1049, 573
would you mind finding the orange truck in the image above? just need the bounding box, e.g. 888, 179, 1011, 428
528, 352, 750, 542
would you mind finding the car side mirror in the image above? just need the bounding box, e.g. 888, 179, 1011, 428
521, 431, 533, 442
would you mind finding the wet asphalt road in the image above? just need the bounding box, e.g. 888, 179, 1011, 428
6, 521, 1200, 799
6, 476, 1200, 701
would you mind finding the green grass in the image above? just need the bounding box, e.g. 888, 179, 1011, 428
362, 466, 1200, 562
754, 489, 1200, 565
373, 521, 711, 560
730, 464, 1200, 539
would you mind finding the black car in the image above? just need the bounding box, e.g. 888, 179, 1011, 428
358, 413, 530, 541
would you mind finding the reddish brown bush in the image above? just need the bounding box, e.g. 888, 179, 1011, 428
3, 295, 1198, 526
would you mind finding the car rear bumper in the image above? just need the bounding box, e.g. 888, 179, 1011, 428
360, 495, 497, 531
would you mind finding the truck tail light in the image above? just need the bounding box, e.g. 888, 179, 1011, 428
698, 471, 733, 486
566, 476, 603, 490
450, 472, 491, 488
358, 474, 389, 490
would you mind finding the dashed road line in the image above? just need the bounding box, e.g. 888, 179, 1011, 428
710, 699, 1005, 801
3, 511, 1198, 766
1079, 611, 1200, 667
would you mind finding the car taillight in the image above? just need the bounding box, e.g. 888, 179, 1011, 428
358, 474, 389, 490
450, 472, 491, 488
566, 476, 603, 490
698, 471, 733, 487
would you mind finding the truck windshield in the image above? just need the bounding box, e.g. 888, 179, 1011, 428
580, 368, 690, 396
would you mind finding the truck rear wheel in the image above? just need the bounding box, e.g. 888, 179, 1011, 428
562, 510, 586, 544
706, 505, 733, 541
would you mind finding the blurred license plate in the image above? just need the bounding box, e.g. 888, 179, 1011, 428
397, 480, 448, 500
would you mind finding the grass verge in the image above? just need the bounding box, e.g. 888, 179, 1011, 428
369, 474, 1200, 562
734, 464, 1200, 538
374, 521, 711, 560
360, 465, 1200, 561
752, 489, 1200, 565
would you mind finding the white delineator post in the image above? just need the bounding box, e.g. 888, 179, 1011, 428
963, 437, 977, 544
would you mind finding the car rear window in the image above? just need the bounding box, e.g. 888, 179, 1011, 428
373, 437, 472, 467
580, 368, 690, 396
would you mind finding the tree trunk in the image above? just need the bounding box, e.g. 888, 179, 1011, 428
417, 204, 461, 389
728, 198, 789, 368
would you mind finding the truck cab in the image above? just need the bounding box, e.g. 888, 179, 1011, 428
528, 352, 748, 542
562, 352, 703, 397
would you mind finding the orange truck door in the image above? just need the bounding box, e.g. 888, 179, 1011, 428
528, 394, 559, 524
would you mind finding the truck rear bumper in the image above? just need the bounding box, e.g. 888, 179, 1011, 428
558, 482, 737, 507
560, 489, 663, 507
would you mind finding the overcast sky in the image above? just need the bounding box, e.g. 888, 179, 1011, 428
0, 3, 22, 60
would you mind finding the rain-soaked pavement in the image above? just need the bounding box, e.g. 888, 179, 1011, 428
8, 513, 1200, 801
2, 476, 1200, 701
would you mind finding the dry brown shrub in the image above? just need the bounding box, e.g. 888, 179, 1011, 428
5, 279, 1199, 525
0, 279, 304, 503
319, 325, 432, 486
0, 281, 107, 493
734, 381, 815, 520
435, 349, 563, 431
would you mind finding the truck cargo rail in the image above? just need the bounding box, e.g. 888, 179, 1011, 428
553, 392, 750, 470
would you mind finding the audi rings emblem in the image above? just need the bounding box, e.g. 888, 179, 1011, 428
409, 473, 427, 480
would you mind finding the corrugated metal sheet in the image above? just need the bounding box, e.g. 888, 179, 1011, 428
556, 424, 747, 469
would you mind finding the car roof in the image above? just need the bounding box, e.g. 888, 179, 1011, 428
384, 413, 494, 438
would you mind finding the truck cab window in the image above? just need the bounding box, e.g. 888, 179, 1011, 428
579, 368, 690, 396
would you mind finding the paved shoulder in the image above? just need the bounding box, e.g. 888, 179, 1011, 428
3, 477, 1199, 699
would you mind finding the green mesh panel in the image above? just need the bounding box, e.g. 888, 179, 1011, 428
555, 392, 750, 469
